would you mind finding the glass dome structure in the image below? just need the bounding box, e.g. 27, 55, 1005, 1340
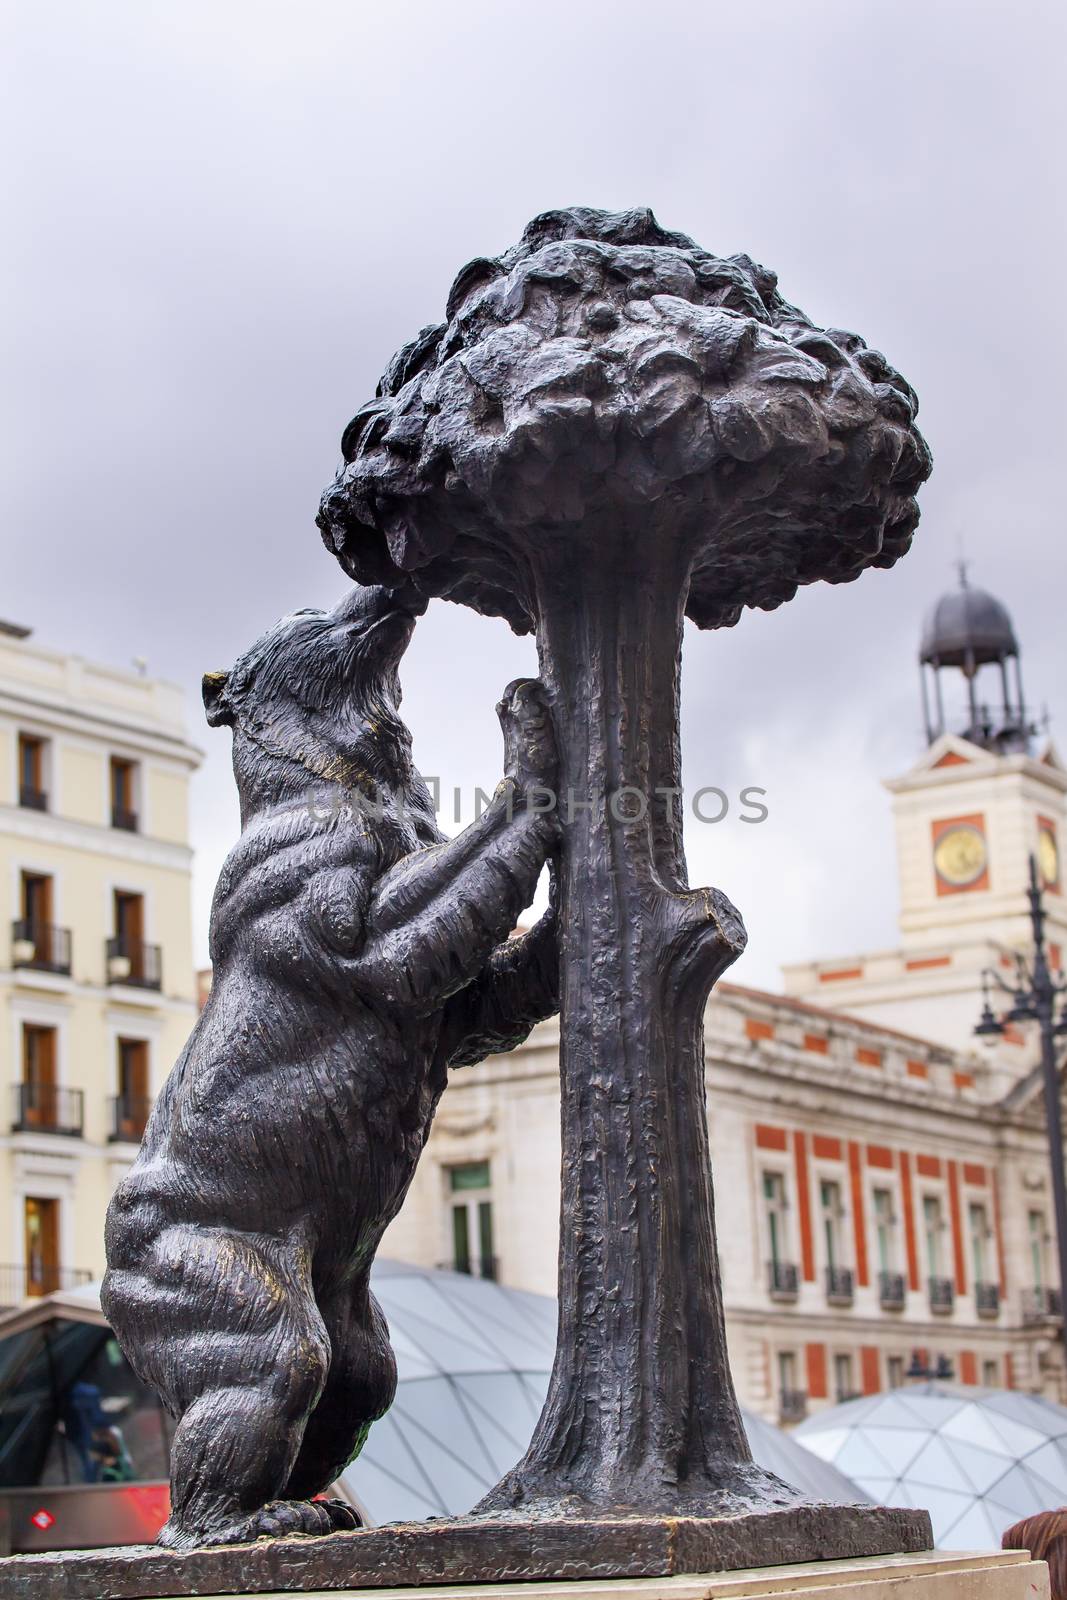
796, 1384, 1067, 1550
342, 1260, 867, 1520
0, 1263, 865, 1546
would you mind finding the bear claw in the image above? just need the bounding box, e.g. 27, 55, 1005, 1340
188, 1496, 363, 1548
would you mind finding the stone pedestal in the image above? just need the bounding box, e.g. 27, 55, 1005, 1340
0, 1548, 1045, 1600
0, 1507, 932, 1598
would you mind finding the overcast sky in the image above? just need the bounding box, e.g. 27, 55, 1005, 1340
5, 0, 1065, 983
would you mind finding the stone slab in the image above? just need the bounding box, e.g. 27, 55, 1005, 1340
0, 1505, 932, 1599
2, 1550, 1048, 1600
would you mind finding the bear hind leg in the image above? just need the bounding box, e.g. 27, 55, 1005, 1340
283, 1278, 397, 1504
129, 1226, 335, 1551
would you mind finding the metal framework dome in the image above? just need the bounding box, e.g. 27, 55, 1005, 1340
342, 1261, 868, 1520
796, 1384, 1067, 1550
0, 1264, 866, 1550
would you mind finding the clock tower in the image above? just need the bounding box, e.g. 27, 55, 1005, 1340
783, 571, 1067, 1065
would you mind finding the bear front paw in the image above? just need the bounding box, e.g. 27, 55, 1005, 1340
497, 678, 558, 801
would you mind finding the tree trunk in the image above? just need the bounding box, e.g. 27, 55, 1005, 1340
478, 530, 794, 1517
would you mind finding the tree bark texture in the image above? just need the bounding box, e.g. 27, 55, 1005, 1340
479, 531, 796, 1517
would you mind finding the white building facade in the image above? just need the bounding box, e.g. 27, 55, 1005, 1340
382, 977, 1065, 1423
0, 621, 201, 1304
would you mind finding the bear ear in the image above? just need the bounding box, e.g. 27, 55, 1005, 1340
202, 670, 234, 728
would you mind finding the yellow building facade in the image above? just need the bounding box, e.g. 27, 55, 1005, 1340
0, 621, 200, 1304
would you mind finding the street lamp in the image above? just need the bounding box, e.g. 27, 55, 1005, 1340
975, 854, 1067, 1363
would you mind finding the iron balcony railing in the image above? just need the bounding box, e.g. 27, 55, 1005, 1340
111, 806, 139, 832
1022, 1286, 1063, 1323
929, 1275, 955, 1314
106, 935, 162, 990
18, 785, 47, 812
975, 1281, 1000, 1317
825, 1265, 854, 1306
0, 1264, 92, 1309
109, 1095, 153, 1143
879, 1270, 907, 1310
12, 1083, 84, 1137
12, 919, 72, 976
835, 1388, 863, 1404
438, 1256, 499, 1282
767, 1260, 799, 1301
778, 1389, 808, 1424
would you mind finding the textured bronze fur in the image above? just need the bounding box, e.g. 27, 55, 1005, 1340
103, 584, 559, 1549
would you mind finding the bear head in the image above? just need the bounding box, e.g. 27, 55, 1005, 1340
202, 583, 427, 821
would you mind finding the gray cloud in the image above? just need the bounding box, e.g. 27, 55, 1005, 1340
5, 0, 1065, 982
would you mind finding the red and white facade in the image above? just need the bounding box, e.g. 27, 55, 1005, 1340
383, 970, 1065, 1423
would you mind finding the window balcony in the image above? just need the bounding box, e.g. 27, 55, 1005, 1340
1022, 1286, 1062, 1324
106, 936, 162, 990
825, 1265, 854, 1306
11, 1083, 84, 1138
109, 1095, 153, 1143
18, 784, 47, 812
929, 1275, 955, 1314
778, 1389, 808, 1424
767, 1260, 799, 1301
879, 1270, 907, 1310
835, 1388, 863, 1404
12, 919, 72, 977
111, 806, 139, 833
0, 1263, 92, 1309
438, 1256, 499, 1282
975, 1281, 1000, 1318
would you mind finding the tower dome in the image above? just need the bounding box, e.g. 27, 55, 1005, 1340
920, 584, 1019, 672
919, 567, 1032, 754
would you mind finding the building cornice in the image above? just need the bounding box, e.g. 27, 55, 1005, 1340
0, 802, 193, 871
885, 745, 1067, 797
0, 684, 202, 770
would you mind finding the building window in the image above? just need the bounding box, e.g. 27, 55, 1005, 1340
13, 871, 71, 974
969, 1202, 990, 1284
887, 1355, 905, 1389
820, 1180, 844, 1270
821, 1178, 854, 1302
20, 869, 52, 933
833, 1351, 856, 1402
107, 891, 161, 989
16, 1024, 81, 1136
764, 1171, 788, 1267
114, 1039, 151, 1141
764, 1171, 798, 1297
448, 1162, 495, 1280
21, 1024, 56, 1127
982, 1359, 999, 1388
110, 757, 139, 832
1029, 1210, 1048, 1290
777, 1350, 805, 1421
24, 1196, 60, 1297
873, 1188, 897, 1272
17, 733, 48, 810
923, 1195, 945, 1277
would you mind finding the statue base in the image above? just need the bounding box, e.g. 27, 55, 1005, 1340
0, 1505, 932, 1598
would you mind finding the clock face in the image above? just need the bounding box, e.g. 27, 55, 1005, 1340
1038, 825, 1060, 889
934, 823, 988, 889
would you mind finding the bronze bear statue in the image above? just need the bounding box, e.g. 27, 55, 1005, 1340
102, 584, 560, 1549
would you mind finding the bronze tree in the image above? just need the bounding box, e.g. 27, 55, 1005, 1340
318, 206, 931, 1519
